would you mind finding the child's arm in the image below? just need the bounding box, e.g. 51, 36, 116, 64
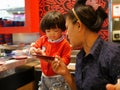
61, 43, 71, 65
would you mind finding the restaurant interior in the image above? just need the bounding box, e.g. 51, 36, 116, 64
0, 0, 120, 90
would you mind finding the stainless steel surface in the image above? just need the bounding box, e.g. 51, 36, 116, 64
0, 45, 21, 50
0, 56, 38, 72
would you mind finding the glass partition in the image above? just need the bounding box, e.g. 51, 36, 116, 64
0, 0, 25, 27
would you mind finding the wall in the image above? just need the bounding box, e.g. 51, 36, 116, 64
12, 0, 76, 44
12, 33, 40, 44
112, 0, 120, 41
39, 0, 109, 40
13, 0, 109, 44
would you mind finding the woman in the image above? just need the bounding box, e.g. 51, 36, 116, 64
52, 1, 120, 90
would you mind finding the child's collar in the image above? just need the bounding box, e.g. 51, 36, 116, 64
48, 35, 64, 43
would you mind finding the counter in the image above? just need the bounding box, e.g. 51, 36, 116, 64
0, 56, 39, 76
0, 55, 75, 90
0, 56, 40, 90
0, 65, 35, 90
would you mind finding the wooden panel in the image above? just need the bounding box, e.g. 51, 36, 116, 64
17, 81, 35, 90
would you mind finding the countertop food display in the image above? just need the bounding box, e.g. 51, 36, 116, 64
0, 44, 37, 76
0, 45, 76, 90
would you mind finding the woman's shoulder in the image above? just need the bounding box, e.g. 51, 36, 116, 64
101, 41, 120, 59
103, 41, 120, 52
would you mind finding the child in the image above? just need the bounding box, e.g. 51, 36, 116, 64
30, 11, 71, 90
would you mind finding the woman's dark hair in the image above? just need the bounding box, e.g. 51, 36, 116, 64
67, 1, 107, 32
40, 11, 66, 32
76, 0, 87, 5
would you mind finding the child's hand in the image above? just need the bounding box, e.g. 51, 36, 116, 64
29, 47, 38, 55
36, 48, 46, 55
29, 47, 46, 55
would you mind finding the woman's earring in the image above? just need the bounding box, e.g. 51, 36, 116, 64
78, 26, 80, 31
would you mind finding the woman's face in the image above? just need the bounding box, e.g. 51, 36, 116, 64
66, 17, 82, 48
45, 28, 62, 41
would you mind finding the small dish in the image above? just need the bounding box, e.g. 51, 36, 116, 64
12, 55, 28, 60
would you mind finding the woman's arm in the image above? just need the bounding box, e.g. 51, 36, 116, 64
52, 56, 76, 90
63, 71, 76, 90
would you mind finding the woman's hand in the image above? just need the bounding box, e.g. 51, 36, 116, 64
106, 83, 120, 90
52, 56, 69, 76
106, 84, 116, 90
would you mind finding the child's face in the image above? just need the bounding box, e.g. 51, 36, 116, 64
45, 28, 63, 41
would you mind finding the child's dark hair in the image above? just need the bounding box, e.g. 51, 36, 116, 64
40, 11, 66, 32
67, 1, 107, 33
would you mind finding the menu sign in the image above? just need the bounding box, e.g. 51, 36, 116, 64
112, 4, 120, 18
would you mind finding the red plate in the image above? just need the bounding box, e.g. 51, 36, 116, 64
34, 54, 55, 61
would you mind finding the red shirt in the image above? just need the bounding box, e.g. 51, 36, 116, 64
33, 35, 71, 76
